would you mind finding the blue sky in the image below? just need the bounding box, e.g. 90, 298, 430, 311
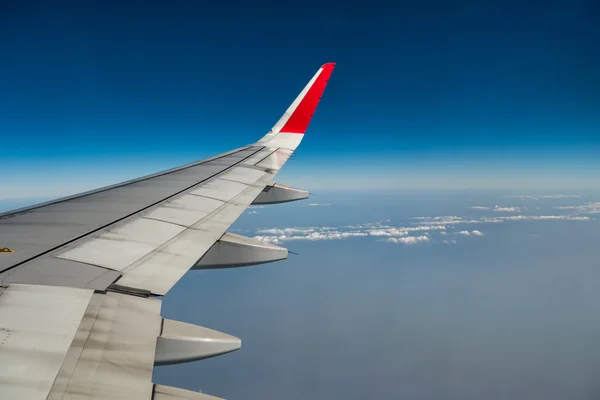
1, 0, 600, 198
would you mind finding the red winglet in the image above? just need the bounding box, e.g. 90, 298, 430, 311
279, 62, 336, 134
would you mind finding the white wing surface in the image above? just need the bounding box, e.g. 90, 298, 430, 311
0, 62, 336, 400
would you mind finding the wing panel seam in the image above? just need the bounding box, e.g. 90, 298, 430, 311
0, 146, 255, 219
140, 216, 190, 229
254, 148, 279, 166
1, 147, 265, 275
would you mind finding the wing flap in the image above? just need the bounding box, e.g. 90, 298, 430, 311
114, 227, 222, 295
49, 292, 162, 400
0, 284, 94, 400
0, 257, 120, 290
56, 218, 187, 272
153, 385, 224, 400
116, 171, 272, 295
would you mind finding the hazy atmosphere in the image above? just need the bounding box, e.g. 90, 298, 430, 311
155, 190, 600, 399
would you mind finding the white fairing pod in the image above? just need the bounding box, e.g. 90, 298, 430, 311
193, 232, 287, 269
252, 182, 309, 205
154, 319, 241, 366
153, 385, 224, 399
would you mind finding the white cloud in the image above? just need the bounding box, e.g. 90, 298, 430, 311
367, 225, 445, 236
367, 229, 408, 237
471, 206, 491, 210
252, 221, 447, 245
409, 225, 447, 231
500, 215, 589, 221
247, 210, 259, 215
414, 214, 589, 226
456, 230, 484, 236
443, 240, 457, 244
553, 202, 600, 214
413, 216, 498, 226
254, 224, 378, 244
412, 216, 462, 221
257, 227, 321, 235
493, 205, 521, 212
386, 236, 429, 245
308, 203, 331, 207
254, 230, 370, 244
252, 210, 587, 246
286, 231, 369, 241
503, 194, 581, 200
253, 235, 283, 245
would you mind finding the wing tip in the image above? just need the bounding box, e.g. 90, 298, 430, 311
269, 62, 336, 136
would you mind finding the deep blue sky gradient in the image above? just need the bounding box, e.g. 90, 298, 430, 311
1, 0, 600, 197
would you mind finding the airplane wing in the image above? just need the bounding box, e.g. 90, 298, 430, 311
0, 62, 336, 400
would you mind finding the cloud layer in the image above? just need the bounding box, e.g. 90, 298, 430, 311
253, 222, 442, 245
413, 214, 589, 226
471, 205, 521, 212
503, 194, 582, 200
386, 236, 429, 244
456, 230, 484, 236
553, 202, 600, 214
493, 205, 521, 212
251, 197, 591, 246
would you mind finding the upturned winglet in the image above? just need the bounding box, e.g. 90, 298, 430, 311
270, 62, 336, 135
